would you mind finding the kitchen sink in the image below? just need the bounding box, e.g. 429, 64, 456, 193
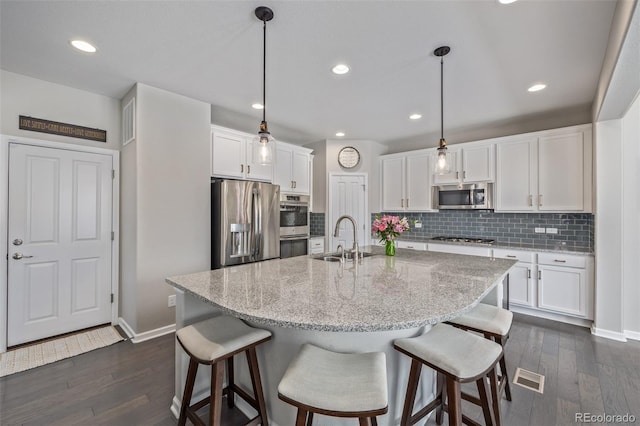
311, 251, 377, 261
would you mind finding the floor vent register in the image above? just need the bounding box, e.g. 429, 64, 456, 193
513, 367, 545, 394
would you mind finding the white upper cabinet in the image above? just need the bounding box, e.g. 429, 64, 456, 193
275, 141, 312, 194
381, 150, 433, 211
433, 143, 495, 185
211, 125, 273, 182
495, 125, 592, 212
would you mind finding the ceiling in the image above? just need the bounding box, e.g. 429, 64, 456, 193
0, 0, 618, 149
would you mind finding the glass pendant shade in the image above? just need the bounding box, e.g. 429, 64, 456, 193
435, 146, 451, 175
253, 123, 274, 165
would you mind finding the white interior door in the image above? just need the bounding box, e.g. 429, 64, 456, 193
8, 143, 113, 346
328, 174, 367, 252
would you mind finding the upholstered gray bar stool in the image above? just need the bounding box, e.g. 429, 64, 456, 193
394, 323, 503, 426
176, 315, 271, 426
446, 303, 513, 415
278, 343, 388, 426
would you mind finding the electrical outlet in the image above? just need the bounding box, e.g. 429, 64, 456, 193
168, 295, 176, 307
534, 227, 546, 233
546, 227, 558, 234
414, 222, 422, 228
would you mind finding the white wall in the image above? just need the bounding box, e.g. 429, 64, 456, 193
0, 70, 121, 149
306, 140, 326, 212
121, 83, 211, 335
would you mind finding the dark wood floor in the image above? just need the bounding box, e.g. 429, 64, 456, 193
1, 314, 638, 425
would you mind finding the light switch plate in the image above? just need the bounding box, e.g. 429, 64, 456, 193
546, 228, 558, 234
535, 227, 545, 233
414, 222, 422, 228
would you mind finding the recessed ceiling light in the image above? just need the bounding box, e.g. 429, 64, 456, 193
252, 103, 264, 110
332, 64, 350, 75
498, 0, 518, 4
528, 83, 547, 92
335, 132, 345, 137
70, 39, 97, 53
409, 114, 422, 120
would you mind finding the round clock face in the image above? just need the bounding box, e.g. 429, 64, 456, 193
338, 146, 360, 169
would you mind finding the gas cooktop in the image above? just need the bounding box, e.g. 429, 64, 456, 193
431, 236, 496, 245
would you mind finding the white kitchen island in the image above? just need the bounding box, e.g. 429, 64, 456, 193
166, 246, 516, 425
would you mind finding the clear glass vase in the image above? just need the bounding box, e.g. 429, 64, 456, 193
385, 240, 396, 256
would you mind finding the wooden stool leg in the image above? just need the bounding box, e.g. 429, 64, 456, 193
496, 337, 512, 401
400, 359, 422, 426
488, 367, 502, 426
372, 416, 378, 426
246, 347, 269, 426
359, 417, 372, 426
178, 358, 198, 426
306, 412, 313, 426
435, 372, 445, 425
226, 356, 234, 408
476, 375, 496, 426
446, 378, 462, 426
209, 361, 224, 426
295, 408, 308, 426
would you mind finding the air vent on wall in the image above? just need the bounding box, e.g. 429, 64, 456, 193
122, 98, 135, 146
513, 367, 545, 393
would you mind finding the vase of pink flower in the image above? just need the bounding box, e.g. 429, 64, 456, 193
371, 215, 410, 256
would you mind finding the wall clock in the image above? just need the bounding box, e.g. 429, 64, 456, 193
338, 146, 360, 169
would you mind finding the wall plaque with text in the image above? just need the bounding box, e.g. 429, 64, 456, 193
19, 115, 107, 142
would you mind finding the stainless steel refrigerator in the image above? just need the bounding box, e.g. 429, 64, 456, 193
211, 179, 280, 269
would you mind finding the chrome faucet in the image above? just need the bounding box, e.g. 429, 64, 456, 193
333, 215, 359, 261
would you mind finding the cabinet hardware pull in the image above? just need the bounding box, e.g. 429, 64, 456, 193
463, 171, 466, 179
241, 164, 244, 173
554, 259, 567, 263
407, 246, 414, 249
456, 171, 459, 180
407, 199, 409, 208
293, 181, 296, 188
538, 270, 541, 280
506, 255, 517, 258
247, 165, 250, 174
527, 269, 531, 279
528, 195, 533, 206
401, 199, 404, 208
539, 194, 543, 206
291, 180, 294, 188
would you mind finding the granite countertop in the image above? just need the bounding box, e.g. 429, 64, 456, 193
166, 246, 516, 332
396, 236, 593, 255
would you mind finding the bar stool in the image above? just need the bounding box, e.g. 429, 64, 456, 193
278, 343, 388, 425
394, 323, 503, 426
176, 315, 271, 426
446, 302, 513, 414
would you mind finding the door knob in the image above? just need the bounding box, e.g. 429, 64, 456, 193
12, 253, 33, 260
13, 238, 23, 246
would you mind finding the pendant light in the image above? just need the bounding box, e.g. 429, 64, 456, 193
253, 6, 275, 165
434, 45, 451, 175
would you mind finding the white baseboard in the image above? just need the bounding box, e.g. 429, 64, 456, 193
170, 392, 281, 426
591, 325, 627, 342
118, 317, 176, 343
624, 330, 640, 341
509, 306, 593, 328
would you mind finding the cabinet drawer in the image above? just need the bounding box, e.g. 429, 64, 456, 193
396, 241, 427, 251
308, 238, 324, 254
492, 248, 534, 263
538, 252, 586, 268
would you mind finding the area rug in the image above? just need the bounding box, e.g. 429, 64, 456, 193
0, 326, 124, 377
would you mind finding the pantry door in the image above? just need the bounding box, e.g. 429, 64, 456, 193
7, 143, 113, 346
328, 173, 368, 251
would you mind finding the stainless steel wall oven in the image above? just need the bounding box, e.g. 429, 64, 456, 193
279, 194, 310, 258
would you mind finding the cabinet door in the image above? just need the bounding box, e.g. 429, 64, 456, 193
292, 151, 310, 194
274, 146, 293, 191
537, 265, 587, 317
507, 263, 534, 307
211, 131, 245, 178
538, 132, 584, 211
246, 139, 273, 182
427, 243, 492, 257
495, 138, 537, 211
406, 154, 432, 211
432, 149, 461, 185
462, 144, 495, 182
381, 157, 405, 210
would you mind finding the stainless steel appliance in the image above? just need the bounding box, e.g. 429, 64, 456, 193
211, 179, 280, 269
279, 193, 310, 258
432, 182, 494, 210
431, 236, 496, 245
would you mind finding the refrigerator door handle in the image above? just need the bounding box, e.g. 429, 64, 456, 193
252, 189, 261, 258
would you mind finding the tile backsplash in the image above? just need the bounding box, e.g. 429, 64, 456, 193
310, 212, 325, 236
373, 210, 594, 250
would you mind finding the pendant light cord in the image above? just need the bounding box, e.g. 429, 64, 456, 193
262, 20, 267, 123
440, 56, 444, 141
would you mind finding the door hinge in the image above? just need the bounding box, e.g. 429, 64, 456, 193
111, 293, 114, 303
112, 170, 115, 179
111, 231, 114, 241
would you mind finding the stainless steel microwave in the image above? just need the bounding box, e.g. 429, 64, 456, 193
432, 183, 494, 210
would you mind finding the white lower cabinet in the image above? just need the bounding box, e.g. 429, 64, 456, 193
493, 248, 593, 320
396, 241, 428, 251
427, 243, 492, 257
309, 237, 324, 255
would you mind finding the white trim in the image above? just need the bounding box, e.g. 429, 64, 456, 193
591, 325, 628, 342
509, 305, 593, 328
118, 317, 176, 343
624, 330, 640, 341
0, 134, 120, 353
